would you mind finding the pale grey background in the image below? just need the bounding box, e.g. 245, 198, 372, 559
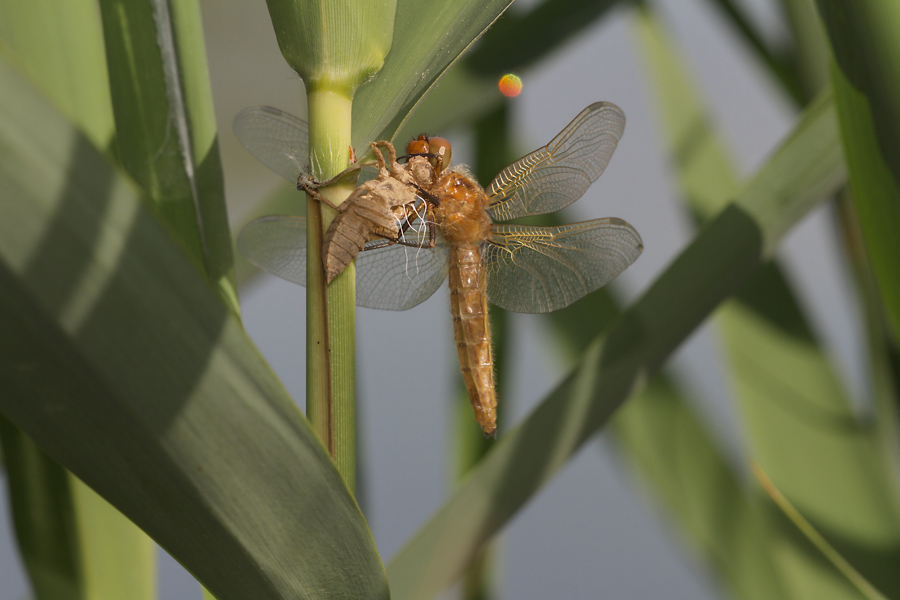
1, 0, 861, 598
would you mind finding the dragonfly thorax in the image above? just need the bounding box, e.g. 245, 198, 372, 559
433, 169, 491, 245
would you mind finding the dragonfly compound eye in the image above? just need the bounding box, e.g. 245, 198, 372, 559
427, 137, 452, 173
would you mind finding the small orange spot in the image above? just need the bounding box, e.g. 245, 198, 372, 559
498, 74, 523, 98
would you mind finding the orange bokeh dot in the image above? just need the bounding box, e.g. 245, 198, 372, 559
498, 74, 523, 98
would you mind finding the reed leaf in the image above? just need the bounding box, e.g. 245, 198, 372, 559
0, 56, 387, 600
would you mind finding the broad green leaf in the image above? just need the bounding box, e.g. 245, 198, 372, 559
638, 9, 900, 597
388, 91, 844, 600
351, 0, 513, 149
780, 0, 831, 99
0, 4, 153, 599
99, 0, 238, 314
1, 416, 156, 600
0, 0, 114, 150
394, 65, 499, 149
0, 57, 387, 600
816, 1, 900, 344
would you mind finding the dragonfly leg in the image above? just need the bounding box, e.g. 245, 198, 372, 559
298, 156, 370, 212
368, 141, 389, 172
296, 176, 342, 211
370, 140, 401, 176
361, 238, 397, 251
315, 161, 365, 188
411, 182, 440, 206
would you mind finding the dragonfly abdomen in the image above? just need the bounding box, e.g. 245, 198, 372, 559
448, 243, 497, 436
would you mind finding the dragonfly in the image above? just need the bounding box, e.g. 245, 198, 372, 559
236, 103, 643, 436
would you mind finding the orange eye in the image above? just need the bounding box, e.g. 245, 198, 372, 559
427, 137, 452, 173
406, 134, 429, 157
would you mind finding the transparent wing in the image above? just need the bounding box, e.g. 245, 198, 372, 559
237, 214, 449, 311
356, 208, 449, 310
483, 219, 642, 313
486, 102, 626, 222
356, 240, 449, 311
233, 106, 309, 183
237, 215, 308, 285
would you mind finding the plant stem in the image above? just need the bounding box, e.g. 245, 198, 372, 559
306, 88, 356, 492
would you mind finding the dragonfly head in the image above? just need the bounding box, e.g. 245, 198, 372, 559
406, 134, 452, 174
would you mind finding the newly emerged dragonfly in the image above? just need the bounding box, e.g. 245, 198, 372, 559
236, 103, 643, 436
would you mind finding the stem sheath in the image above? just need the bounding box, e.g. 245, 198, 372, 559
306, 89, 356, 492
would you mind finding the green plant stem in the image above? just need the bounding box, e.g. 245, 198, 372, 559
306, 88, 356, 492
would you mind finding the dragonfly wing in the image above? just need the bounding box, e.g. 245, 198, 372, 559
356, 233, 449, 311
237, 215, 308, 285
238, 214, 448, 311
483, 219, 642, 313
486, 102, 626, 221
233, 106, 309, 183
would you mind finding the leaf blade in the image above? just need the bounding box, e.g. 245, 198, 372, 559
0, 56, 387, 600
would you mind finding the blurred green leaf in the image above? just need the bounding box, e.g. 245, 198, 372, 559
0, 4, 153, 599
754, 464, 891, 600
546, 272, 786, 600
99, 0, 238, 314
388, 90, 845, 600
779, 0, 831, 100
397, 0, 623, 142
704, 0, 803, 103
0, 57, 387, 600
1, 416, 157, 600
817, 1, 900, 356
637, 9, 900, 597
0, 0, 114, 150
467, 0, 623, 76
352, 0, 513, 149
612, 378, 786, 599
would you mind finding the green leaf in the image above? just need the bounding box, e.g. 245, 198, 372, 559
611, 379, 786, 599
466, 0, 623, 76
351, 0, 513, 149
637, 9, 900, 597
0, 4, 154, 599
395, 0, 623, 142
753, 464, 891, 600
0, 57, 387, 600
545, 273, 785, 600
99, 0, 238, 314
387, 90, 844, 600
1, 417, 157, 600
0, 0, 115, 150
816, 1, 900, 356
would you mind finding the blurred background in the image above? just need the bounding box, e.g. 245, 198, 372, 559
0, 0, 868, 597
